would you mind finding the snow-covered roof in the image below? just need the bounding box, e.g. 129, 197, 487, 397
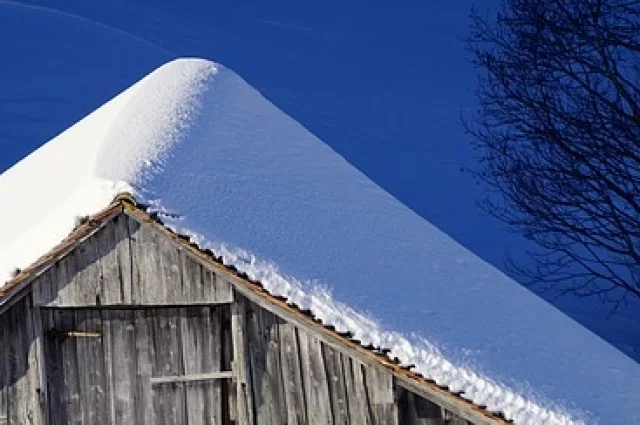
1, 58, 639, 425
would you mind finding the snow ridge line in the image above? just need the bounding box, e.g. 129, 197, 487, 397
159, 215, 588, 425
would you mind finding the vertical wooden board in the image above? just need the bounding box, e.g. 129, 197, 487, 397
278, 323, 307, 425
157, 239, 183, 304
15, 298, 42, 425
179, 306, 224, 425
399, 387, 450, 425
59, 309, 83, 425
48, 259, 69, 308
95, 218, 123, 305
18, 298, 36, 425
322, 343, 350, 425
231, 298, 254, 425
298, 330, 332, 425
0, 314, 7, 423
350, 359, 374, 425
43, 309, 67, 425
246, 304, 271, 425
210, 273, 233, 305
260, 309, 286, 425
204, 307, 223, 425
5, 300, 25, 425
105, 310, 137, 425
128, 217, 142, 304
222, 306, 237, 423
77, 309, 108, 425
114, 214, 140, 305
130, 223, 162, 304
134, 310, 155, 425
199, 270, 234, 305
28, 304, 48, 425
417, 390, 447, 423
151, 308, 187, 425
341, 355, 367, 425
181, 308, 204, 425
32, 267, 53, 307
180, 252, 203, 304
245, 305, 287, 425
67, 236, 103, 306
363, 365, 397, 425
102, 309, 116, 424
115, 214, 135, 304
202, 269, 217, 303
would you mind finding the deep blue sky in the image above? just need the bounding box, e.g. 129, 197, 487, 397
2, 0, 511, 263
2, 0, 639, 358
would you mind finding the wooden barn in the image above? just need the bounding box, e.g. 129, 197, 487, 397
0, 196, 508, 425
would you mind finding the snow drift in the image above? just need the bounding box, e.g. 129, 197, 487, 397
1, 58, 639, 425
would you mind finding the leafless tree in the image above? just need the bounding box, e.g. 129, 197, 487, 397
467, 0, 640, 307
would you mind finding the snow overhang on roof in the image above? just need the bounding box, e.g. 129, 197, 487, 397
1, 58, 639, 425
0, 195, 510, 425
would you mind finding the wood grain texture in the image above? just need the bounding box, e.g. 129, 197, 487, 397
33, 215, 232, 308
2, 209, 496, 425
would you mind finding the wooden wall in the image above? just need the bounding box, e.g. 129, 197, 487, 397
43, 306, 231, 425
32, 214, 233, 308
234, 295, 475, 425
0, 295, 46, 425
0, 210, 490, 425
233, 295, 398, 425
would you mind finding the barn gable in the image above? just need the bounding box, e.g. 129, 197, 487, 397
0, 199, 505, 425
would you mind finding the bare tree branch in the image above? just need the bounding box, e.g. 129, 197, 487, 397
467, 0, 640, 308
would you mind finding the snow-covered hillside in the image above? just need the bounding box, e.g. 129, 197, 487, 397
1, 58, 639, 425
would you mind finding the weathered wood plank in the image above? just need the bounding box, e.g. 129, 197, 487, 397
248, 308, 285, 425
60, 309, 82, 425
27, 301, 47, 425
158, 239, 183, 304
35, 215, 234, 307
151, 308, 187, 425
222, 305, 237, 423
350, 357, 375, 425
279, 323, 307, 425
230, 279, 498, 425
151, 371, 234, 384
43, 309, 66, 425
232, 298, 254, 425
115, 214, 135, 304
299, 330, 333, 425
0, 311, 7, 424
106, 310, 137, 425
134, 310, 155, 425
82, 309, 108, 424
31, 264, 53, 308
6, 298, 28, 424
322, 342, 350, 425
399, 383, 470, 425
200, 306, 223, 425
180, 252, 203, 304
181, 307, 204, 425
364, 365, 398, 425
95, 217, 123, 305
342, 355, 368, 425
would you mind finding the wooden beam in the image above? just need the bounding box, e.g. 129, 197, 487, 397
30, 305, 48, 425
231, 299, 255, 425
150, 371, 234, 385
